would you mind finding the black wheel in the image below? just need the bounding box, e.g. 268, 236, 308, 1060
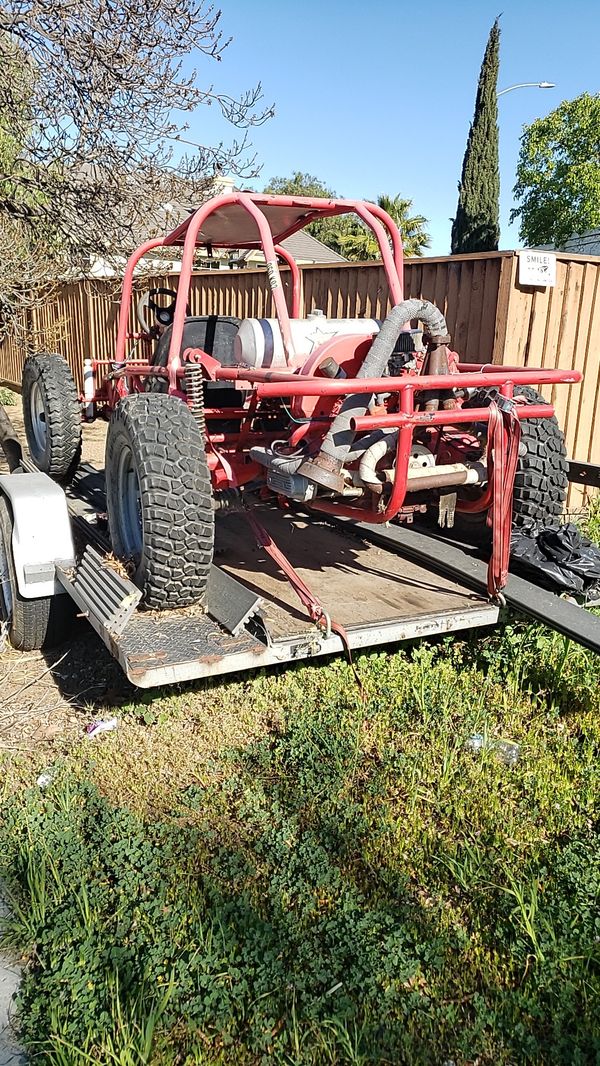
22, 354, 82, 483
105, 393, 214, 609
462, 385, 568, 528
0, 495, 72, 650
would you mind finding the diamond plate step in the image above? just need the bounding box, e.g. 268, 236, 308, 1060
57, 546, 141, 637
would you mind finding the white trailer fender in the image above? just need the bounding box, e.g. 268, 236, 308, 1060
0, 472, 75, 598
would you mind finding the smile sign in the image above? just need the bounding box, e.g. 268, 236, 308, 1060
518, 250, 556, 287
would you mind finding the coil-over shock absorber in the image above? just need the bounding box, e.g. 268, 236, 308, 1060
184, 362, 206, 434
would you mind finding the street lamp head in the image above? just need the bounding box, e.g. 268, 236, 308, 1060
498, 81, 556, 96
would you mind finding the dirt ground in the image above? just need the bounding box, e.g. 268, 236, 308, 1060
0, 399, 136, 753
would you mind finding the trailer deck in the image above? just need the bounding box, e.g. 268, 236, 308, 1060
60, 464, 498, 687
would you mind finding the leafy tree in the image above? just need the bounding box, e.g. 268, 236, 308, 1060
451, 19, 500, 253
264, 172, 336, 199
511, 93, 600, 248
337, 194, 430, 260
0, 3, 273, 330
264, 175, 430, 260
263, 171, 350, 250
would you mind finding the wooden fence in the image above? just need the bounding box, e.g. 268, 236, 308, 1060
1, 250, 598, 508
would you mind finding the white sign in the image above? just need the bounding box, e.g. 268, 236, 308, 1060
518, 250, 556, 287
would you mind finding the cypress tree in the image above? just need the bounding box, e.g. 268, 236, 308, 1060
451, 19, 501, 253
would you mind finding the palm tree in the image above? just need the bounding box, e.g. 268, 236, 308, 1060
336, 194, 431, 260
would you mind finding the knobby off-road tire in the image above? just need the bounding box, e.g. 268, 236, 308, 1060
0, 495, 74, 650
465, 384, 568, 527
22, 353, 82, 483
105, 393, 214, 609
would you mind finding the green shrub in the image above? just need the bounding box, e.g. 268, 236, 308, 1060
0, 385, 17, 406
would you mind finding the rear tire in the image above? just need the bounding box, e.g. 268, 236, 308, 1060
105, 393, 214, 609
22, 354, 82, 483
0, 495, 72, 650
462, 385, 568, 528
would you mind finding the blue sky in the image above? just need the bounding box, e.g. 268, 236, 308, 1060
183, 0, 600, 255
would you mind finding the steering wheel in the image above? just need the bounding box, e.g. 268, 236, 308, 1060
136, 287, 190, 334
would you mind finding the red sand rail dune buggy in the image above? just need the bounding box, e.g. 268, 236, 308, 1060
21, 192, 581, 614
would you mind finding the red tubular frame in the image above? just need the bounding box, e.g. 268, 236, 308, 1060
251, 367, 580, 398
114, 192, 404, 373
108, 191, 582, 530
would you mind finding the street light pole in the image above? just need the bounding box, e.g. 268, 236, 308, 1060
498, 81, 555, 96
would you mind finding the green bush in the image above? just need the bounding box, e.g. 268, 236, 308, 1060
0, 385, 17, 406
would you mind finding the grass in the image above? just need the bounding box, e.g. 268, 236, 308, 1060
584, 493, 600, 545
1, 616, 600, 1065
0, 385, 17, 406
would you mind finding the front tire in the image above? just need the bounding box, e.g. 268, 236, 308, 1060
105, 394, 214, 609
22, 354, 82, 483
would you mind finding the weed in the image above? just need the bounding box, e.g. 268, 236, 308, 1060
0, 385, 17, 406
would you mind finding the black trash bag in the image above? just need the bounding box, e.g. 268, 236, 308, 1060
510, 523, 600, 595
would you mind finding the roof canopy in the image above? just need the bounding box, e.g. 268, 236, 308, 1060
165, 194, 365, 250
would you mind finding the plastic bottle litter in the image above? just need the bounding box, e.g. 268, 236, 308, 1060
465, 733, 520, 767
85, 717, 119, 739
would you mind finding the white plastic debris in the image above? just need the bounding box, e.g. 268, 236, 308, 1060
465, 733, 520, 767
85, 717, 119, 739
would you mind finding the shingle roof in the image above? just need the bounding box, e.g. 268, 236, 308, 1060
279, 230, 347, 263
237, 228, 346, 265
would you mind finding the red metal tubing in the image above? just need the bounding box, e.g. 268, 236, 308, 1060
353, 203, 403, 305
350, 403, 554, 431
274, 244, 301, 317
254, 368, 581, 399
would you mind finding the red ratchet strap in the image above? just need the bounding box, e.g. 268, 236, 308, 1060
244, 508, 365, 691
486, 397, 522, 601
245, 508, 343, 638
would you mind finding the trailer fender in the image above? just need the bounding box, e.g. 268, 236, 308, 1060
0, 472, 75, 598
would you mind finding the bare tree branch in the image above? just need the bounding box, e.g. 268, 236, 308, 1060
0, 0, 274, 333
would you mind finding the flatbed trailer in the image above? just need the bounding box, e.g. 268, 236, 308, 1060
61, 465, 499, 687
0, 447, 499, 686
2, 411, 599, 687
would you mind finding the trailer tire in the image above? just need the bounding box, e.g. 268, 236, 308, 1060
105, 393, 214, 609
462, 384, 568, 528
0, 495, 73, 650
22, 354, 82, 483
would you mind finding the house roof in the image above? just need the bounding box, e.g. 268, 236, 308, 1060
561, 231, 600, 255
239, 229, 346, 265
280, 230, 346, 263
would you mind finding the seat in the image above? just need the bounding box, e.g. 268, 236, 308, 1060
148, 316, 243, 413
153, 315, 241, 369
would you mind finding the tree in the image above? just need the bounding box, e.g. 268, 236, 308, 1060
451, 19, 500, 254
0, 3, 273, 330
336, 194, 430, 260
264, 172, 336, 200
263, 175, 430, 260
263, 171, 351, 250
511, 93, 600, 248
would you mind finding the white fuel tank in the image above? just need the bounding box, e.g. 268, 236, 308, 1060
233, 311, 380, 368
